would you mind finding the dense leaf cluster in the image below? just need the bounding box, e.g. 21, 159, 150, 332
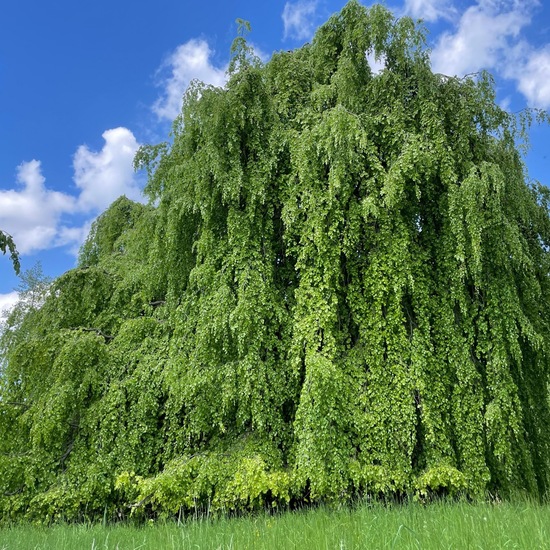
2, 2, 550, 522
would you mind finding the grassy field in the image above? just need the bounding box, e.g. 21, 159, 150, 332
1, 500, 549, 549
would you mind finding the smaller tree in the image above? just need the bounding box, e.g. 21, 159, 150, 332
0, 230, 20, 275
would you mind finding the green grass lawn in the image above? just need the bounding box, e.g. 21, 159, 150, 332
1, 500, 549, 549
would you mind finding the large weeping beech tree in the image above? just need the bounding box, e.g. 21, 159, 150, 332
2, 1, 550, 521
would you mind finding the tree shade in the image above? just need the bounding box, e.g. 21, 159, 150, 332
2, 1, 550, 522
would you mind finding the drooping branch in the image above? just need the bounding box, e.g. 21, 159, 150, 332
60, 439, 75, 466
0, 229, 20, 275
69, 327, 114, 342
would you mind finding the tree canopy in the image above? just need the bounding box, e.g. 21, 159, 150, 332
2, 1, 550, 522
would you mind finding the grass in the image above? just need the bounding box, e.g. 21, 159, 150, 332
1, 499, 549, 549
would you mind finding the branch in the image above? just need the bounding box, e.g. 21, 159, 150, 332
130, 493, 154, 509
3, 486, 23, 497
60, 439, 74, 465
69, 327, 114, 342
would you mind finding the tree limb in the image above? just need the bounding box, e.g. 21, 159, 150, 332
69, 327, 114, 341
130, 493, 154, 508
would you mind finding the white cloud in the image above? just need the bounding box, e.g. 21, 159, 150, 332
430, 0, 536, 76
57, 220, 94, 256
404, 0, 455, 22
499, 95, 512, 111
429, 0, 550, 108
0, 291, 19, 319
74, 127, 142, 211
282, 0, 319, 41
508, 44, 550, 108
0, 127, 142, 257
0, 160, 77, 254
152, 39, 227, 121
249, 42, 270, 64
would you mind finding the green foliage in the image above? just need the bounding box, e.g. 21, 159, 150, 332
2, 1, 550, 522
0, 229, 20, 275
116, 435, 292, 518
414, 463, 467, 500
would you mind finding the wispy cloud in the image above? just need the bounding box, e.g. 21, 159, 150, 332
430, 0, 535, 77
282, 0, 319, 41
152, 39, 227, 121
403, 0, 455, 22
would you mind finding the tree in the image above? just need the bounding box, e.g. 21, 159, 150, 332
0, 230, 20, 275
1, 1, 550, 522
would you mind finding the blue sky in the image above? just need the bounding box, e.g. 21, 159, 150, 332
1, 0, 549, 312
